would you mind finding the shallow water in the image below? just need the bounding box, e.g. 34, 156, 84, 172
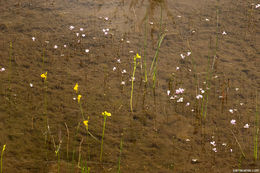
0, 0, 259, 172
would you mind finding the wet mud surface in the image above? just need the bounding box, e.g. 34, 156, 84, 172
0, 0, 259, 172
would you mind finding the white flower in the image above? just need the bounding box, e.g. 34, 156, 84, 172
243, 124, 249, 129
131, 77, 135, 81
176, 88, 185, 94
235, 88, 239, 91
30, 83, 33, 88
80, 28, 84, 31
240, 103, 244, 106
76, 33, 79, 37
187, 51, 191, 56
64, 44, 67, 48
180, 54, 185, 59
212, 148, 217, 152
121, 81, 125, 85
229, 109, 234, 113
149, 22, 154, 25
210, 141, 216, 146
122, 69, 127, 74
219, 95, 223, 98
170, 95, 177, 100
32, 37, 36, 41
186, 102, 190, 106
54, 45, 58, 49
69, 25, 75, 30
106, 28, 109, 32
129, 50, 134, 53
222, 143, 227, 146
191, 109, 194, 112
0, 67, 5, 72
177, 97, 183, 103
176, 67, 180, 70
104, 17, 109, 21
113, 67, 116, 71
104, 32, 108, 35
256, 4, 260, 8
82, 34, 86, 37
73, 97, 76, 100
167, 90, 170, 96
230, 119, 236, 125
196, 94, 203, 99
191, 159, 198, 163
185, 139, 190, 142
205, 18, 209, 21
177, 15, 181, 18
200, 89, 205, 94
222, 31, 227, 35
230, 149, 233, 152
126, 40, 130, 44
85, 49, 89, 53
117, 59, 121, 63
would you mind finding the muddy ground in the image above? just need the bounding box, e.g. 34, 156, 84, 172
0, 0, 259, 172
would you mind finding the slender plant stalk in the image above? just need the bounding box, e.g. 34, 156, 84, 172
100, 115, 107, 162
254, 91, 259, 161
130, 54, 141, 112
72, 122, 81, 171
143, 15, 148, 83
151, 33, 166, 89
56, 150, 60, 173
64, 123, 70, 161
100, 111, 111, 162
79, 102, 85, 120
78, 137, 84, 168
231, 129, 246, 158
1, 145, 6, 173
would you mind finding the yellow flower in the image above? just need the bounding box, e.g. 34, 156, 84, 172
2, 144, 6, 151
74, 83, 78, 93
134, 53, 141, 61
83, 120, 88, 130
41, 72, 47, 80
135, 53, 141, 59
77, 95, 82, 103
102, 111, 111, 117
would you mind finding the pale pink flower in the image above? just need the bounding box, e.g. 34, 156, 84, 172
176, 88, 184, 94
230, 119, 236, 125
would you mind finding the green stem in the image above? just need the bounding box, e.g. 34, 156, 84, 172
1, 145, 6, 173
79, 103, 85, 120
100, 116, 107, 162
57, 152, 60, 173
150, 33, 166, 76
130, 59, 137, 112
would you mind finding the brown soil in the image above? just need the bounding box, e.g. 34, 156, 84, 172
0, 0, 259, 172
